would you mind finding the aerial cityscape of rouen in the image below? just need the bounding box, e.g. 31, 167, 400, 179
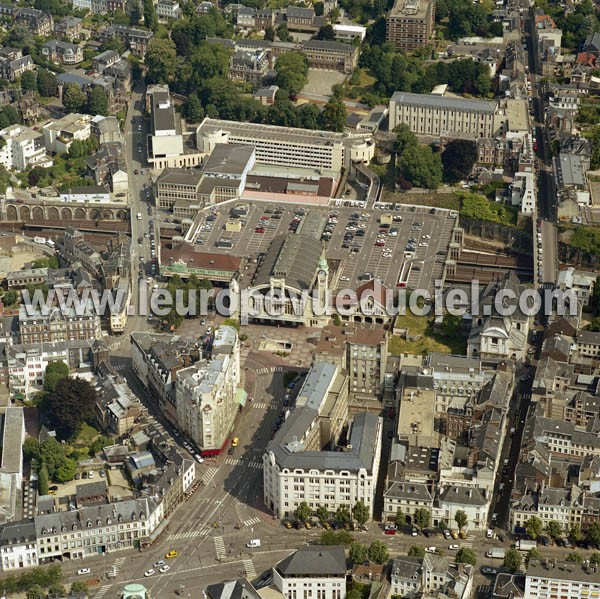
0, 0, 598, 596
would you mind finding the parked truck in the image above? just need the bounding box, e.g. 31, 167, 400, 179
516, 540, 537, 552
486, 548, 506, 559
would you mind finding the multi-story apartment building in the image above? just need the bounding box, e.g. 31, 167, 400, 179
511, 171, 536, 214
42, 113, 92, 154
41, 41, 83, 65
0, 49, 35, 83
176, 326, 241, 455
273, 547, 347, 599
0, 521, 38, 571
5, 340, 92, 399
196, 118, 374, 174
391, 556, 473, 599
111, 25, 154, 56
156, 0, 181, 20
557, 267, 596, 307
264, 362, 382, 520
346, 326, 389, 399
386, 0, 435, 51
130, 333, 201, 425
389, 92, 499, 138
0, 125, 52, 172
301, 40, 359, 74
525, 559, 600, 599
15, 8, 53, 35
18, 306, 102, 345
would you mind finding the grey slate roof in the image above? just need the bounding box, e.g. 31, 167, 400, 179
391, 91, 498, 114
276, 546, 346, 577
205, 579, 262, 599
268, 411, 380, 473
253, 234, 322, 291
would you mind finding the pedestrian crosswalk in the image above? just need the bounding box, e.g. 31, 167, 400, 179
255, 366, 284, 375
95, 584, 112, 598
214, 535, 226, 559
202, 467, 218, 485
462, 535, 476, 548
112, 557, 127, 575
225, 458, 261, 469
252, 403, 267, 409
243, 559, 256, 578
243, 516, 261, 527
168, 529, 209, 541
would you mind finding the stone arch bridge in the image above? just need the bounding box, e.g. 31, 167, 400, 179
2, 200, 129, 223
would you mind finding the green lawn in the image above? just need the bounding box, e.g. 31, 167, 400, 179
389, 312, 467, 356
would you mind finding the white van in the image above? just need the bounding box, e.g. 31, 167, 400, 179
246, 539, 261, 548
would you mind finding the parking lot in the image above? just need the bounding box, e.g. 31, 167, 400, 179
190, 202, 457, 294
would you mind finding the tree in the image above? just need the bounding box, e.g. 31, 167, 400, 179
570, 523, 583, 542
48, 583, 66, 598
38, 463, 49, 496
349, 541, 367, 564
317, 24, 336, 40
143, 0, 158, 30
456, 548, 477, 565
454, 510, 468, 531
352, 501, 369, 527
590, 553, 600, 566
70, 581, 89, 593
182, 93, 204, 123
129, 0, 141, 24
277, 23, 293, 42
394, 508, 405, 528
316, 505, 329, 523
275, 51, 309, 97
408, 545, 425, 557
264, 25, 275, 41
3, 288, 18, 307
336, 506, 352, 525
44, 377, 97, 440
23, 438, 40, 463
62, 83, 87, 113
394, 124, 417, 154
87, 86, 108, 116
367, 540, 389, 564
586, 521, 600, 547
567, 551, 583, 563
44, 361, 69, 393
413, 508, 431, 530
145, 38, 177, 84
442, 139, 477, 183
546, 521, 563, 539
26, 586, 44, 599
320, 530, 353, 545
400, 144, 443, 189
320, 96, 346, 132
294, 501, 312, 523
525, 547, 540, 567
314, 1, 324, 15
525, 516, 543, 540
21, 70, 37, 92
503, 548, 522, 573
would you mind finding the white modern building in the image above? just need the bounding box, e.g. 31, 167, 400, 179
147, 84, 185, 169
333, 24, 366, 42
525, 559, 600, 599
273, 546, 347, 599
263, 362, 381, 520
42, 113, 92, 154
176, 325, 241, 454
511, 170, 536, 214
0, 125, 53, 172
156, 0, 181, 20
59, 186, 111, 204
196, 117, 374, 175
389, 92, 500, 138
